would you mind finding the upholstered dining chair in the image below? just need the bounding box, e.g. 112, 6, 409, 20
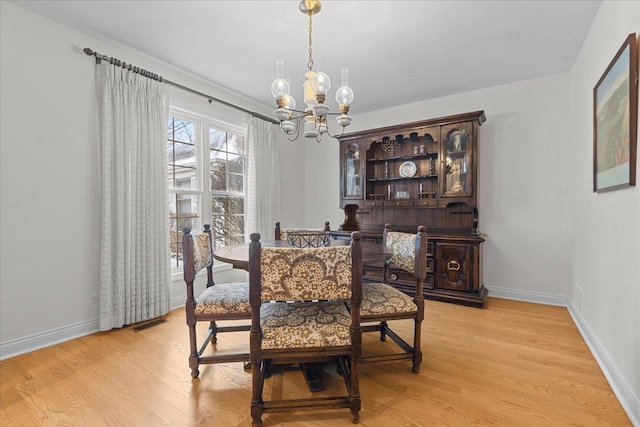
182, 225, 250, 378
359, 224, 428, 373
248, 231, 363, 427
274, 221, 331, 247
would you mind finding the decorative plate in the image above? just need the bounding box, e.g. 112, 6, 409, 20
399, 161, 417, 178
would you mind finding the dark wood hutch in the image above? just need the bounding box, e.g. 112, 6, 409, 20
332, 110, 488, 307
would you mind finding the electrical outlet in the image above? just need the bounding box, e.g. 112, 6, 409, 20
90, 294, 99, 304
574, 284, 583, 312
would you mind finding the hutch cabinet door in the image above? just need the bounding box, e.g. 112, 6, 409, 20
441, 121, 474, 198
341, 141, 364, 201
436, 243, 472, 292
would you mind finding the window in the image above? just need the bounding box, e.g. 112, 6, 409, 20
167, 110, 246, 268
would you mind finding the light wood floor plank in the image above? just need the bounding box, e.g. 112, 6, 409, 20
0, 298, 631, 426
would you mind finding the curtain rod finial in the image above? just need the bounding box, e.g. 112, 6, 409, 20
83, 48, 95, 56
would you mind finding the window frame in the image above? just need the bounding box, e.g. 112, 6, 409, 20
168, 106, 247, 272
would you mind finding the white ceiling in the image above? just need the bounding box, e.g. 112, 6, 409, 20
12, 0, 601, 114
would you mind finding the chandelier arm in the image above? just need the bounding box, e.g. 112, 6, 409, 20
325, 125, 347, 139
286, 116, 304, 141
283, 108, 311, 118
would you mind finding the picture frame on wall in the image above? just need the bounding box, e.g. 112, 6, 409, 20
593, 33, 638, 192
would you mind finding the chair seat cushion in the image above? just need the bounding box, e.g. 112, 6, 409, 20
195, 282, 250, 315
260, 300, 351, 350
361, 283, 417, 316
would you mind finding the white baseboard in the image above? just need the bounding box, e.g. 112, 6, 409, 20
485, 285, 568, 306
567, 300, 640, 426
0, 318, 99, 361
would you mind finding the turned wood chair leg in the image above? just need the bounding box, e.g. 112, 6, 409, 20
209, 320, 218, 344
379, 321, 388, 341
188, 323, 200, 378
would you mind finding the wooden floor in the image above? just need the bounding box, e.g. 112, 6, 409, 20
0, 298, 631, 426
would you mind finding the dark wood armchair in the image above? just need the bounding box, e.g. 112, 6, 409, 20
359, 224, 428, 373
182, 225, 250, 378
248, 231, 363, 426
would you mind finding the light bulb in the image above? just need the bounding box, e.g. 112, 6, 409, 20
335, 67, 354, 107
311, 51, 331, 95
313, 72, 331, 96
282, 93, 296, 111
270, 59, 290, 101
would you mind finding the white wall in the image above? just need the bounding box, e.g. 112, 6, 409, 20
276, 132, 306, 229
0, 2, 269, 356
568, 1, 640, 421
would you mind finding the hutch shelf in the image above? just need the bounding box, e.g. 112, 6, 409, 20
333, 110, 488, 307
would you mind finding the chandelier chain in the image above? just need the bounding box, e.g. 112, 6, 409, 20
307, 13, 314, 71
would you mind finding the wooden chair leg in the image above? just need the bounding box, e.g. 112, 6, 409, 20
379, 321, 388, 341
209, 320, 218, 344
412, 317, 422, 373
188, 323, 200, 378
251, 359, 265, 427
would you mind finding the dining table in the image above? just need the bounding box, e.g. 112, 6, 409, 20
213, 238, 386, 271
212, 237, 387, 392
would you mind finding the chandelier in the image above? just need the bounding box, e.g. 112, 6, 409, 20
270, 0, 354, 142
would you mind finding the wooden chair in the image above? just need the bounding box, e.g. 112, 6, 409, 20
248, 231, 363, 427
182, 225, 251, 378
360, 224, 428, 373
274, 221, 330, 244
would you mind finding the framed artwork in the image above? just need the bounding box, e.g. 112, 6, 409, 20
593, 33, 638, 192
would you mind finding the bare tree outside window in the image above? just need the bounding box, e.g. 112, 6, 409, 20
209, 128, 245, 249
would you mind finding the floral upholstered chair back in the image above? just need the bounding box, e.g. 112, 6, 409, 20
259, 246, 352, 302
182, 227, 213, 282
384, 231, 417, 274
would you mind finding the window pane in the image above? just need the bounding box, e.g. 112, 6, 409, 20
168, 165, 196, 189
210, 195, 245, 249
228, 174, 243, 193
169, 193, 200, 268
209, 128, 227, 151
227, 153, 244, 173
173, 141, 196, 162
229, 215, 245, 235
168, 115, 198, 191
172, 118, 196, 143
210, 160, 227, 191
227, 134, 245, 154
228, 196, 244, 214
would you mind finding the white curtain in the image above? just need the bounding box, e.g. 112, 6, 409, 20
96, 61, 171, 331
246, 116, 280, 240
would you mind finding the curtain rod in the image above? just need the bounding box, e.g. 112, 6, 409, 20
83, 48, 278, 124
